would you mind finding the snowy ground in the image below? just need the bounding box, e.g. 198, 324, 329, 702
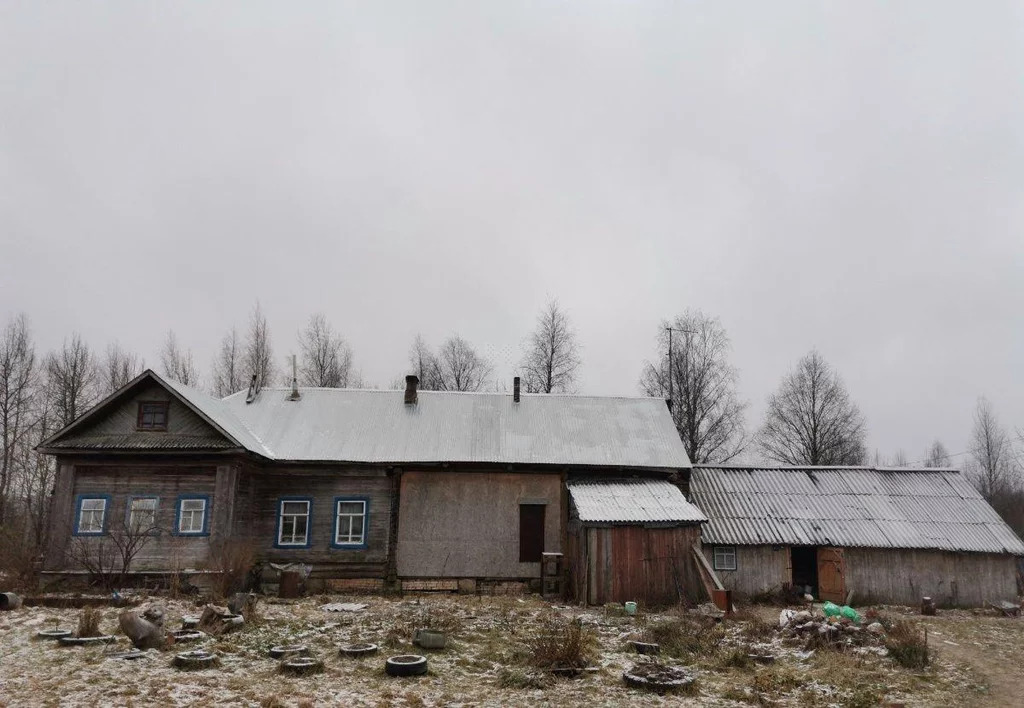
0, 593, 1013, 707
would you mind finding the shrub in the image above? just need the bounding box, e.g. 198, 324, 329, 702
643, 614, 724, 659
526, 616, 598, 670
205, 537, 258, 599
77, 607, 103, 638
884, 620, 929, 669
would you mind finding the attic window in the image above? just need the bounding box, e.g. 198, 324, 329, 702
137, 401, 169, 431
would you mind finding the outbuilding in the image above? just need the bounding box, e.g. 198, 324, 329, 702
691, 465, 1024, 607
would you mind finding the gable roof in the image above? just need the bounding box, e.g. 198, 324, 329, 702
40, 372, 691, 470
692, 465, 1024, 555
568, 479, 707, 524
220, 387, 691, 468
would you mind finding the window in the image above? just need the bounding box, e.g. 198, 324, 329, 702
713, 545, 737, 571
276, 499, 311, 547
175, 496, 209, 535
333, 498, 367, 548
128, 497, 158, 533
519, 504, 545, 563
137, 401, 169, 430
75, 496, 108, 535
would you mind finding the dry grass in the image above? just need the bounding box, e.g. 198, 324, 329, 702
205, 536, 259, 599
642, 613, 724, 660
76, 607, 102, 638
884, 619, 930, 669
525, 615, 598, 670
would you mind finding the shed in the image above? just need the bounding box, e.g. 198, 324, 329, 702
692, 465, 1024, 606
567, 479, 706, 606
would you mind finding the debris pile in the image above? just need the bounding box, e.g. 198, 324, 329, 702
778, 608, 885, 650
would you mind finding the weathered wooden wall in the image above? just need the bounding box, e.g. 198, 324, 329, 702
702, 544, 790, 598
845, 548, 1019, 607
396, 470, 562, 578
580, 525, 702, 606
238, 465, 392, 579
63, 462, 219, 571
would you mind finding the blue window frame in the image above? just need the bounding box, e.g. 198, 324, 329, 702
275, 497, 313, 548
173, 495, 211, 536
331, 497, 369, 549
126, 496, 160, 534
74, 494, 111, 536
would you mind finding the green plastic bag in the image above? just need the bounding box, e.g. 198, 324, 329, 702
840, 605, 861, 622
822, 601, 841, 617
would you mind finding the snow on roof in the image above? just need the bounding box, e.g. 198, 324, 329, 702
213, 387, 691, 468
692, 465, 1024, 555
568, 479, 707, 524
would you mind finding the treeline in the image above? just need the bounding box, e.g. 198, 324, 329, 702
2, 302, 1022, 576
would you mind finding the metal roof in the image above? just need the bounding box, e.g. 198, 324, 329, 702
215, 387, 691, 468
568, 479, 707, 524
692, 466, 1024, 555
47, 433, 235, 450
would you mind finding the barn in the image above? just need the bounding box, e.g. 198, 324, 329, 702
691, 465, 1024, 607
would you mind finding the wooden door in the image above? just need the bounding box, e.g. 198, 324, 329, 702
817, 547, 846, 603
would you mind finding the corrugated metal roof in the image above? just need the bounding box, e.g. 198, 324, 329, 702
215, 387, 691, 468
692, 466, 1024, 555
568, 479, 707, 523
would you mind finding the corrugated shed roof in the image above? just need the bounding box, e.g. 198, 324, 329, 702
216, 387, 691, 468
692, 466, 1024, 555
568, 479, 707, 523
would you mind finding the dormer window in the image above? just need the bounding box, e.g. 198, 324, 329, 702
137, 401, 169, 431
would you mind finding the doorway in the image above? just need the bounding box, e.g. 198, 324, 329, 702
790, 546, 819, 597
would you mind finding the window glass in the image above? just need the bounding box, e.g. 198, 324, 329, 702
79, 498, 106, 533
278, 500, 310, 545
129, 498, 158, 532
138, 402, 169, 430
178, 498, 206, 534
335, 500, 366, 545
713, 545, 737, 571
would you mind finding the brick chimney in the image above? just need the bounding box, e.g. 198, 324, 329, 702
404, 375, 419, 405
513, 376, 521, 403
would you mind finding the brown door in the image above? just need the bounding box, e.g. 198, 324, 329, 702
519, 504, 545, 562
817, 547, 846, 603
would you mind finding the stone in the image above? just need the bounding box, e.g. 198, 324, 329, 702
867, 622, 885, 635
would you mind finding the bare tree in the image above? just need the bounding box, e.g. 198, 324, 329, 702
639, 311, 747, 463
0, 314, 38, 525
890, 450, 909, 467
409, 335, 492, 392
298, 314, 353, 387
519, 300, 582, 394
45, 333, 100, 428
759, 350, 867, 466
965, 398, 1017, 503
211, 327, 245, 397
160, 331, 200, 386
923, 440, 951, 468
101, 342, 143, 394
243, 303, 275, 391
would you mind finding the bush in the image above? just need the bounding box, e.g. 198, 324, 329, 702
884, 620, 929, 669
643, 614, 724, 659
205, 537, 258, 599
77, 607, 103, 638
526, 616, 598, 670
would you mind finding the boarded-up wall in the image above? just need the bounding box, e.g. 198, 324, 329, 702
581, 525, 702, 606
397, 470, 562, 578
845, 547, 1018, 607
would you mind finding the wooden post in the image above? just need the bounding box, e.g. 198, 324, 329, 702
211, 463, 238, 542
43, 462, 75, 571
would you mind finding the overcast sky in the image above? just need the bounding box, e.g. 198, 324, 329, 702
1, 2, 1021, 464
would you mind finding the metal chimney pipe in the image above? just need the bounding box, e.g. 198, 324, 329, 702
513, 376, 521, 403
289, 354, 301, 401
404, 374, 419, 405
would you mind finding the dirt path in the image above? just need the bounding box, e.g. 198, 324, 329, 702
921, 614, 1024, 707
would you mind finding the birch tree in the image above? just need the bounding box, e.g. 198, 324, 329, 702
211, 327, 245, 397
519, 300, 581, 393
101, 342, 143, 394
639, 311, 747, 463
0, 314, 38, 525
966, 398, 1017, 502
243, 303, 275, 391
160, 331, 200, 386
298, 314, 353, 387
923, 440, 951, 468
45, 333, 100, 428
759, 350, 866, 465
408, 335, 492, 392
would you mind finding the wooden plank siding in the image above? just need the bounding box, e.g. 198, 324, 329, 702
579, 525, 702, 606
237, 465, 393, 579
704, 545, 791, 599
64, 463, 219, 571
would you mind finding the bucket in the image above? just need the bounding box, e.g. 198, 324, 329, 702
624, 601, 637, 615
